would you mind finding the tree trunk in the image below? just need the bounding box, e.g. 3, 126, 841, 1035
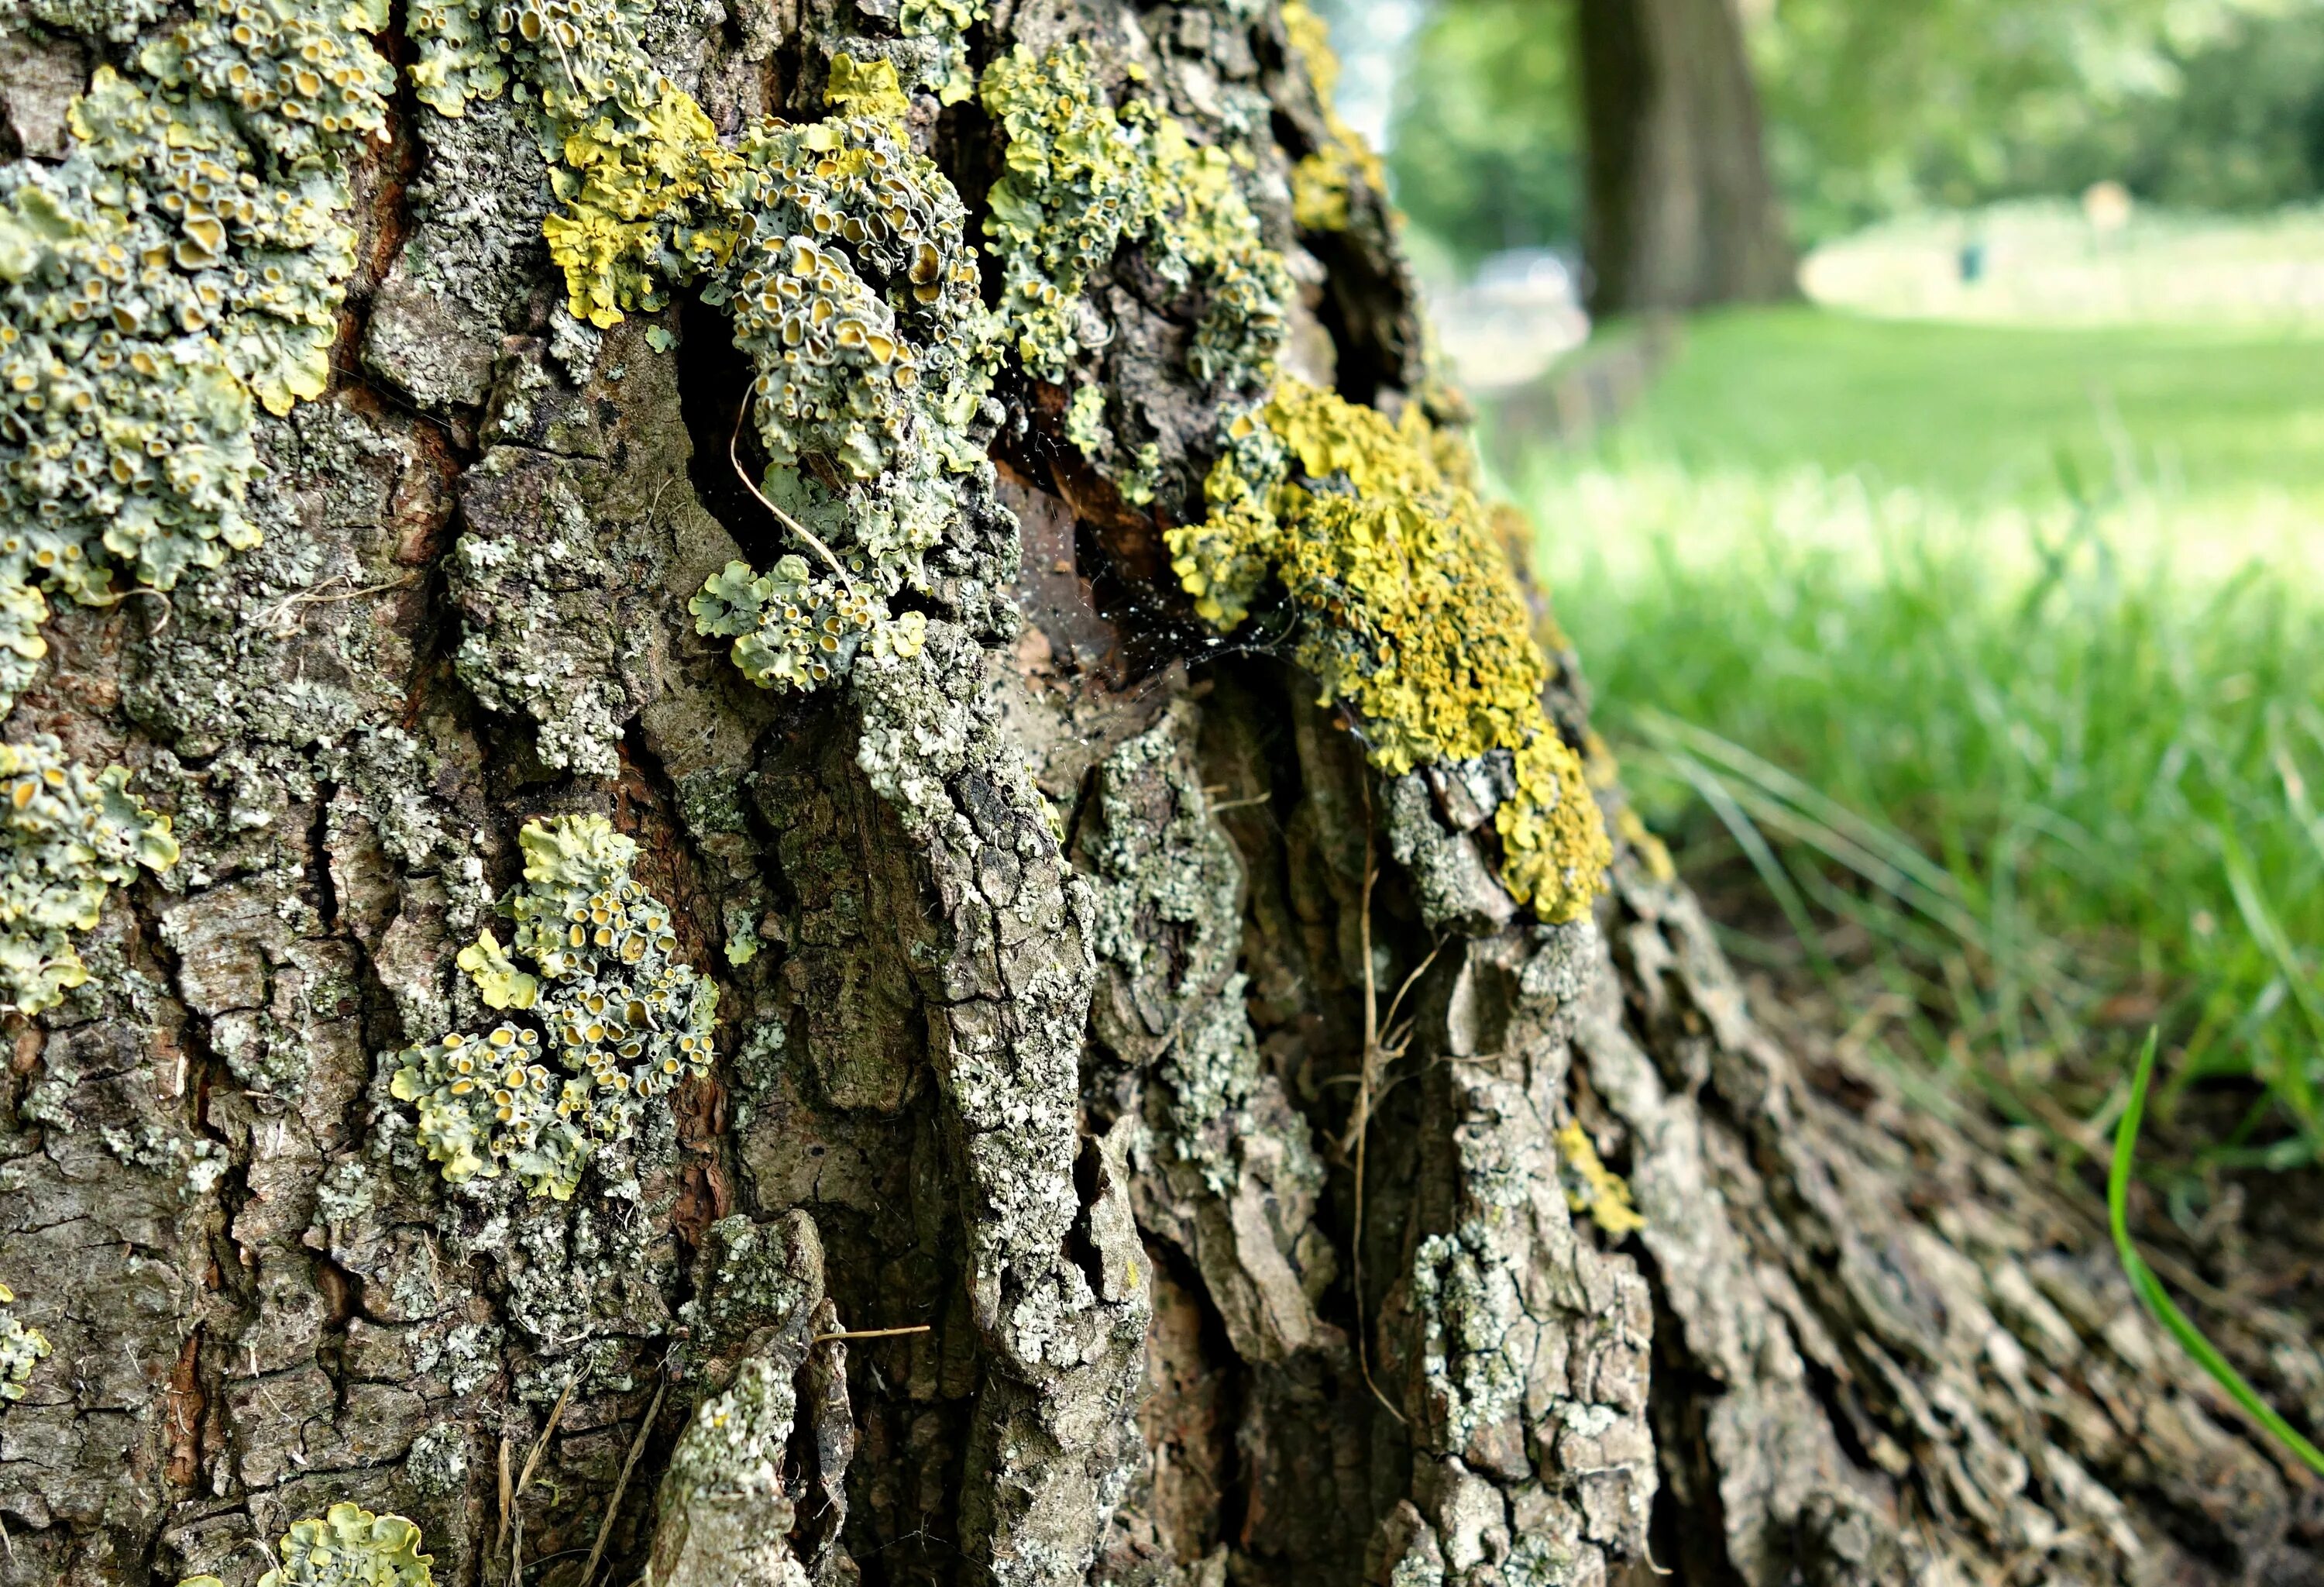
0, 4, 2317, 1587
1573, 0, 1796, 313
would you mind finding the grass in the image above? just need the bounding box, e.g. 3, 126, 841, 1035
1505, 305, 2324, 1177
1801, 199, 2324, 330
1581, 306, 2324, 518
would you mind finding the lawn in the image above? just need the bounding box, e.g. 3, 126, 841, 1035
1580, 306, 2324, 520
1503, 301, 2324, 1176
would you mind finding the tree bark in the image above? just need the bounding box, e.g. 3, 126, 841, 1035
1573, 0, 1796, 313
0, 3, 2319, 1587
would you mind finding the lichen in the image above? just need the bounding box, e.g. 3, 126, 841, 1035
1164, 380, 1611, 921
898, 0, 986, 105
390, 814, 716, 1200
0, 4, 383, 666
403, 0, 994, 693
0, 0, 374, 1017
0, 734, 179, 1016
0, 1281, 50, 1403
1281, 1, 1387, 234
977, 41, 1290, 390
253, 1503, 432, 1587
1554, 1120, 1643, 1237
1411, 1221, 1528, 1451
10, 0, 168, 41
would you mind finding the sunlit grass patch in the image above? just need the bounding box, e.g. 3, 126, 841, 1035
1524, 453, 2324, 1174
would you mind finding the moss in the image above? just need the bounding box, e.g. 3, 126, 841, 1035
0, 1281, 50, 1403
253, 1503, 432, 1587
0, 734, 178, 1016
1165, 380, 1611, 921
978, 41, 1290, 391
390, 815, 716, 1200
1280, 2, 1387, 235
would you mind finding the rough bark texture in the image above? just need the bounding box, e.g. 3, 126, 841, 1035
1573, 0, 1796, 314
0, 4, 2319, 1587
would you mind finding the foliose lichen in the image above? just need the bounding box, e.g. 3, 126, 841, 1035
0, 0, 376, 1015
0, 2, 385, 679
1281, 1, 1387, 234
401, 0, 994, 694
0, 734, 179, 1015
390, 814, 716, 1200
977, 41, 1290, 390
253, 1503, 433, 1587
0, 1281, 50, 1403
1164, 380, 1611, 921
898, 0, 986, 105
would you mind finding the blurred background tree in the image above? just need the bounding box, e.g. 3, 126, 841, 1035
1377, 0, 2324, 283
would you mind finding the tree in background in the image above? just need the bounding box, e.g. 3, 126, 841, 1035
1391, 0, 2324, 279
1573, 0, 1796, 312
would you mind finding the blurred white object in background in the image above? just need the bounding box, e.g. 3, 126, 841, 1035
1427, 246, 1592, 392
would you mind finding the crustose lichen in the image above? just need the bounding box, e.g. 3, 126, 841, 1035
391, 815, 716, 1200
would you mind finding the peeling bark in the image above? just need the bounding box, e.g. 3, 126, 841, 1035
0, 3, 2318, 1587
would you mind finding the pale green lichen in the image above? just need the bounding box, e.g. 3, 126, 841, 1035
1411, 1221, 1526, 1451
0, 3, 383, 635
978, 41, 1290, 389
0, 0, 375, 1015
10, 0, 168, 40
0, 1281, 50, 1403
391, 815, 716, 1200
899, 0, 985, 105
1165, 380, 1611, 921
0, 735, 179, 1016
402, 2, 992, 693
253, 1503, 432, 1587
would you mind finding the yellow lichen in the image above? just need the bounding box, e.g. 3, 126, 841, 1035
1555, 1120, 1645, 1237
978, 42, 1289, 389
255, 1503, 433, 1587
1281, 1, 1388, 235
392, 816, 715, 1200
1166, 380, 1611, 921
0, 1281, 50, 1403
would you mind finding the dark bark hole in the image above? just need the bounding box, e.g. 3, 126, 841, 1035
673, 292, 792, 571
1635, 1245, 1751, 1587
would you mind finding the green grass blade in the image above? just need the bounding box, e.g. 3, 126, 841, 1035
2109, 1030, 2324, 1476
